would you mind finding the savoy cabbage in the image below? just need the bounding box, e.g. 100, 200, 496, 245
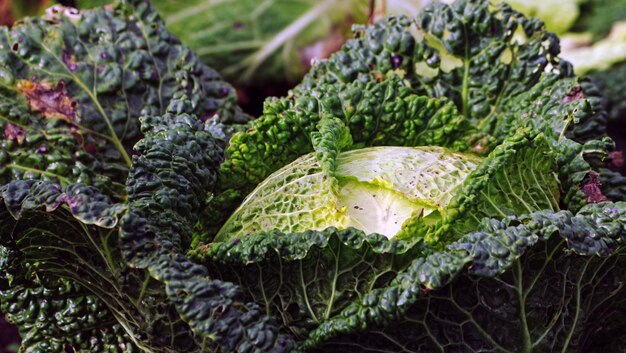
0, 0, 625, 352
193, 0, 624, 351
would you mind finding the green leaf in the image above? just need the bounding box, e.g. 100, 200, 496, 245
0, 0, 247, 199
301, 202, 626, 352
215, 146, 482, 241
397, 131, 560, 246
0, 180, 196, 352
193, 228, 420, 341
311, 115, 353, 182
120, 96, 296, 352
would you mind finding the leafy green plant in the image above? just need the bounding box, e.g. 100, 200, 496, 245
1, 0, 626, 352
0, 1, 291, 352
187, 1, 624, 351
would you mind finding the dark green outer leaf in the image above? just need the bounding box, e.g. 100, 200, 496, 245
0, 0, 247, 198
120, 96, 296, 352
0, 180, 138, 352
314, 242, 626, 352
0, 179, 212, 352
1, 276, 136, 353
192, 228, 420, 340
300, 202, 626, 351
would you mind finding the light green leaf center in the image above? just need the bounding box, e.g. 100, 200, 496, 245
216, 146, 482, 240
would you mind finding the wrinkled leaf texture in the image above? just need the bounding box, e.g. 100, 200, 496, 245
2, 0, 625, 352
305, 202, 626, 352
194, 0, 625, 351
0, 0, 290, 352
0, 0, 246, 199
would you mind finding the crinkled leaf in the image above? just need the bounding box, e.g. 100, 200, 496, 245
0, 0, 246, 198
397, 132, 560, 246
193, 228, 419, 341
0, 181, 197, 352
215, 146, 481, 241
301, 202, 626, 351
120, 96, 295, 352
311, 115, 353, 182
1, 277, 136, 353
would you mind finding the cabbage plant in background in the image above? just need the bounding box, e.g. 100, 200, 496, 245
1, 1, 626, 353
